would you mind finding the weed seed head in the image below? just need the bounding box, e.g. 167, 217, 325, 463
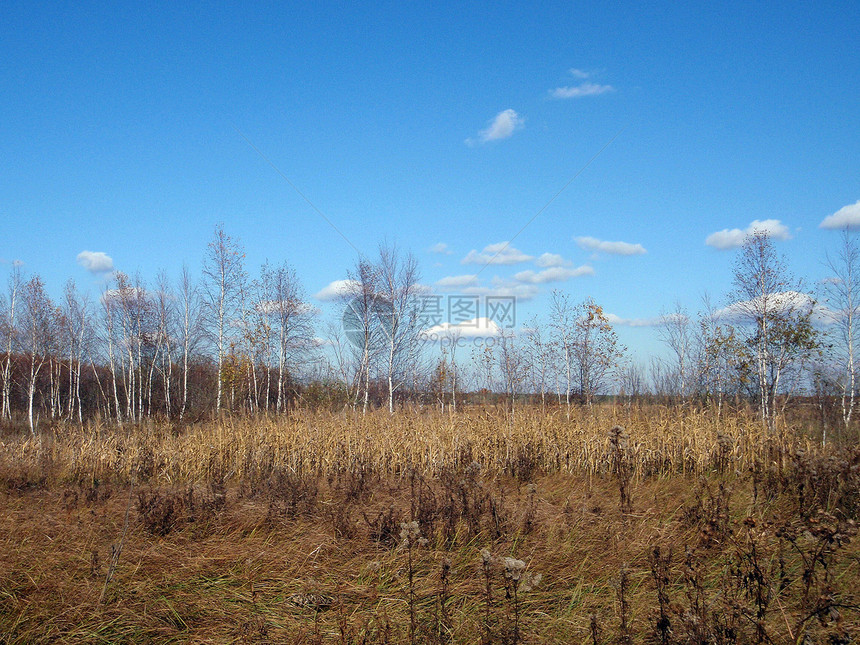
503, 557, 526, 581
399, 520, 423, 546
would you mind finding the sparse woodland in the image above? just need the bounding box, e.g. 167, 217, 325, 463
1, 228, 859, 643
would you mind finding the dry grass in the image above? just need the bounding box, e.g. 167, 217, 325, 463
0, 406, 857, 643
0, 405, 810, 486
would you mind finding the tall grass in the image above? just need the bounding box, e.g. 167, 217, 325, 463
0, 405, 813, 486
1, 405, 856, 643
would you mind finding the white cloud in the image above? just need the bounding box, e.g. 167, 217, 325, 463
714, 291, 834, 324
436, 274, 479, 288
101, 286, 148, 305
256, 300, 318, 316
575, 236, 646, 256
820, 200, 860, 230
606, 312, 688, 328
705, 219, 792, 249
77, 250, 114, 273
421, 317, 502, 340
462, 242, 533, 265
314, 279, 360, 302
569, 68, 590, 79
534, 252, 572, 268
605, 314, 660, 327
461, 278, 540, 301
468, 109, 524, 145
429, 242, 453, 255
550, 82, 614, 99
514, 265, 594, 284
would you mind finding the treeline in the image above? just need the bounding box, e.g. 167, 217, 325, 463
0, 226, 858, 438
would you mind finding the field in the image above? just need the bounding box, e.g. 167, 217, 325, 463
1, 406, 858, 644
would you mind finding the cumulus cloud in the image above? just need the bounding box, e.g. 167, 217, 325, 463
575, 236, 646, 256
513, 265, 594, 284
606, 312, 688, 328
606, 314, 661, 328
534, 252, 572, 268
714, 291, 834, 324
420, 317, 502, 340
101, 286, 148, 305
460, 278, 540, 301
429, 242, 453, 255
467, 109, 524, 145
705, 219, 792, 249
256, 300, 318, 316
436, 274, 479, 289
314, 279, 360, 302
77, 250, 114, 273
462, 242, 534, 265
820, 200, 860, 230
550, 82, 614, 99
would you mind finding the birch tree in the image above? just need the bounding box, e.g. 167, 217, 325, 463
376, 244, 421, 413
260, 261, 314, 413
202, 225, 245, 415
177, 266, 201, 421
1, 264, 23, 420
657, 303, 693, 401
731, 231, 818, 432
343, 260, 383, 414
524, 316, 552, 410
62, 279, 91, 424
21, 275, 54, 434
571, 299, 624, 406
549, 290, 576, 417
822, 229, 860, 432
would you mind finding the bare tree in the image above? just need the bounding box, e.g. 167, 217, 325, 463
571, 298, 624, 406
549, 290, 576, 417
1, 264, 23, 420
619, 361, 646, 404
177, 266, 201, 421
112, 272, 154, 422
657, 303, 693, 401
21, 275, 55, 434
471, 343, 495, 404
731, 231, 819, 432
496, 329, 526, 414
100, 280, 124, 425
153, 271, 175, 418
376, 244, 422, 413
695, 294, 742, 418
202, 225, 246, 415
446, 328, 462, 412
524, 316, 552, 410
62, 279, 91, 424
260, 261, 315, 413
823, 229, 860, 432
344, 260, 384, 413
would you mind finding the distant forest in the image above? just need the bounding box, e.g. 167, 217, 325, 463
1, 226, 857, 439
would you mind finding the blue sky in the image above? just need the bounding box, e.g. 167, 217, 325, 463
2, 1, 859, 362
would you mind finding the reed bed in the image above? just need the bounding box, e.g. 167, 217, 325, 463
2, 406, 856, 644
0, 405, 810, 487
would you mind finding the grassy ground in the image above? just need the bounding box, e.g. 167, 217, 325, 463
1, 407, 858, 643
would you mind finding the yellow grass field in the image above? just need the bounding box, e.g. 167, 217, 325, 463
1, 406, 857, 643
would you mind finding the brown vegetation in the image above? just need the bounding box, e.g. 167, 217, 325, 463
1, 406, 858, 643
